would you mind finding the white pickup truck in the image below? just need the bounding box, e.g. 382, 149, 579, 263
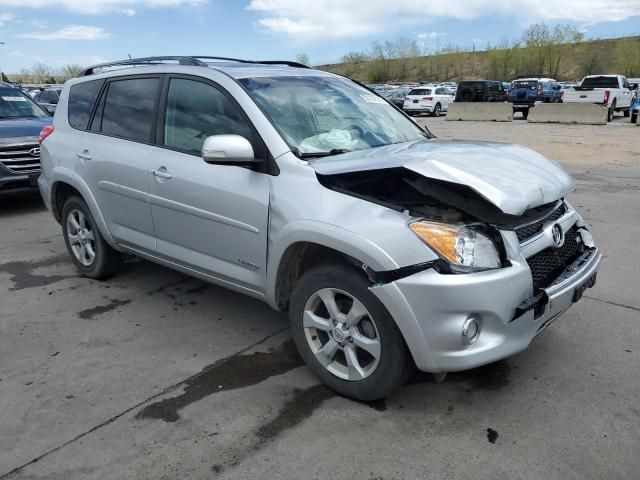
563, 75, 638, 122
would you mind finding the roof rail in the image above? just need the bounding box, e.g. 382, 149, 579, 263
80, 56, 208, 76
193, 57, 311, 69
80, 55, 312, 76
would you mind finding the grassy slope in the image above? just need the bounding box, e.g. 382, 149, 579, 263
318, 36, 640, 83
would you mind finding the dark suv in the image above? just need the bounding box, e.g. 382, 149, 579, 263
0, 83, 52, 197
508, 78, 562, 119
454, 81, 507, 102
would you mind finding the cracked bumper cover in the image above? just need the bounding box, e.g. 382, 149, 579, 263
370, 247, 601, 373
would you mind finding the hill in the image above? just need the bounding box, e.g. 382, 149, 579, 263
318, 36, 640, 83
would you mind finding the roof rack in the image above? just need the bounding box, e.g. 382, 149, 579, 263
80, 56, 311, 76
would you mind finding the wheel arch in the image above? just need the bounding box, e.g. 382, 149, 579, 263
49, 170, 118, 247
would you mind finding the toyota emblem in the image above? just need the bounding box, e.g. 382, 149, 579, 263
29, 147, 40, 157
552, 224, 564, 247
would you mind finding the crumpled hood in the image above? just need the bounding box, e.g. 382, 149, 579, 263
309, 139, 575, 216
0, 117, 52, 145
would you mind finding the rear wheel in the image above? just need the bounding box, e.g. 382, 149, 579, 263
632, 112, 638, 124
608, 101, 616, 122
62, 196, 122, 279
289, 264, 412, 401
432, 103, 441, 117
623, 108, 630, 118
522, 108, 529, 120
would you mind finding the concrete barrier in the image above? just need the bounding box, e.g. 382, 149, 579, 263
527, 103, 608, 125
446, 102, 513, 122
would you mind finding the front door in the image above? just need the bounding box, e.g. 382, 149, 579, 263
148, 76, 270, 293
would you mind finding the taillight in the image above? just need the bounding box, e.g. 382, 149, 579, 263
538, 88, 544, 96
422, 96, 433, 101
603, 90, 610, 105
39, 125, 54, 143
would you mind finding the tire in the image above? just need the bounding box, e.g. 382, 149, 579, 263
632, 112, 638, 124
522, 109, 529, 120
608, 101, 615, 122
289, 264, 413, 401
623, 109, 630, 118
432, 103, 441, 117
61, 196, 122, 279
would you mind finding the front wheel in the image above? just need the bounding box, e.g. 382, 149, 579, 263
61, 196, 122, 279
289, 264, 412, 401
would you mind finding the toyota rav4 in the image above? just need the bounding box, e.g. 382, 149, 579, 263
38, 57, 601, 400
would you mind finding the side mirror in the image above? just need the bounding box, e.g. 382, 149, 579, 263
202, 134, 256, 165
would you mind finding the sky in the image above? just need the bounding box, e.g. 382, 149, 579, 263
0, 0, 639, 72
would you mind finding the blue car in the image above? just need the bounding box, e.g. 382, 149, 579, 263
0, 83, 52, 197
508, 77, 563, 119
630, 95, 639, 123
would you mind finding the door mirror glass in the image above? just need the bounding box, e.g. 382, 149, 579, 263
202, 135, 255, 164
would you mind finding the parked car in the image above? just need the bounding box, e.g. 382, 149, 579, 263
403, 86, 453, 116
33, 87, 63, 114
563, 75, 637, 122
39, 56, 600, 401
0, 82, 52, 197
454, 81, 506, 103
387, 88, 411, 108
507, 78, 562, 119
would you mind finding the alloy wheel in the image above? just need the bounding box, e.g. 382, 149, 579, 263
66, 209, 96, 266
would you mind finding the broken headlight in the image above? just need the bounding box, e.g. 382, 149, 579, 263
409, 221, 501, 270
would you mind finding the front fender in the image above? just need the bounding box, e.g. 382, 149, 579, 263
265, 219, 402, 309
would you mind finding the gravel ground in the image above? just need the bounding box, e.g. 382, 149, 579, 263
1, 115, 638, 480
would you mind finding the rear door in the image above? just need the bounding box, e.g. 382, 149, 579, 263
147, 75, 270, 293
75, 75, 161, 251
435, 87, 452, 110
620, 77, 633, 108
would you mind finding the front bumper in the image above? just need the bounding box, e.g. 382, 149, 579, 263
371, 244, 601, 373
0, 168, 40, 198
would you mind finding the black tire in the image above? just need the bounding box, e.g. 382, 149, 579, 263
608, 101, 615, 122
632, 112, 638, 124
522, 109, 529, 120
289, 264, 413, 401
623, 109, 630, 118
432, 103, 441, 117
61, 196, 122, 279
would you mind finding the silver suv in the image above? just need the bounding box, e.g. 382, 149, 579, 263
39, 56, 600, 400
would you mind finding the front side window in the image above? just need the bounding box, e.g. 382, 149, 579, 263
68, 80, 104, 130
0, 87, 48, 119
100, 77, 160, 142
163, 78, 252, 154
240, 76, 428, 156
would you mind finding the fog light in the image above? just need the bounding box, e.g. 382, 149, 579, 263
462, 317, 480, 345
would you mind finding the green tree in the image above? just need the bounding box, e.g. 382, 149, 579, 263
296, 53, 310, 66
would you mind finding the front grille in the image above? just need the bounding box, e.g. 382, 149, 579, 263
527, 227, 583, 290
0, 144, 41, 173
516, 203, 567, 243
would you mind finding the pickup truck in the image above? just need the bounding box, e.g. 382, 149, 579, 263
563, 75, 638, 122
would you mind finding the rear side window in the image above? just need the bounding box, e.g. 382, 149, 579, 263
100, 78, 160, 142
68, 80, 104, 130
581, 77, 618, 88
163, 78, 252, 155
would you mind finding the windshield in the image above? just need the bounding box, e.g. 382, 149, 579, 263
239, 76, 428, 156
0, 88, 48, 119
581, 77, 618, 89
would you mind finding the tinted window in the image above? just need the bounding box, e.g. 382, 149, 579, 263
101, 78, 160, 142
513, 80, 538, 89
581, 76, 618, 89
408, 89, 431, 96
69, 80, 104, 130
163, 78, 252, 154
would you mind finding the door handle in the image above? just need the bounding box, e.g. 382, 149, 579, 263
76, 151, 92, 161
152, 168, 172, 179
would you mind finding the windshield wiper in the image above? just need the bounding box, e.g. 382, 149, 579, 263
297, 148, 352, 159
